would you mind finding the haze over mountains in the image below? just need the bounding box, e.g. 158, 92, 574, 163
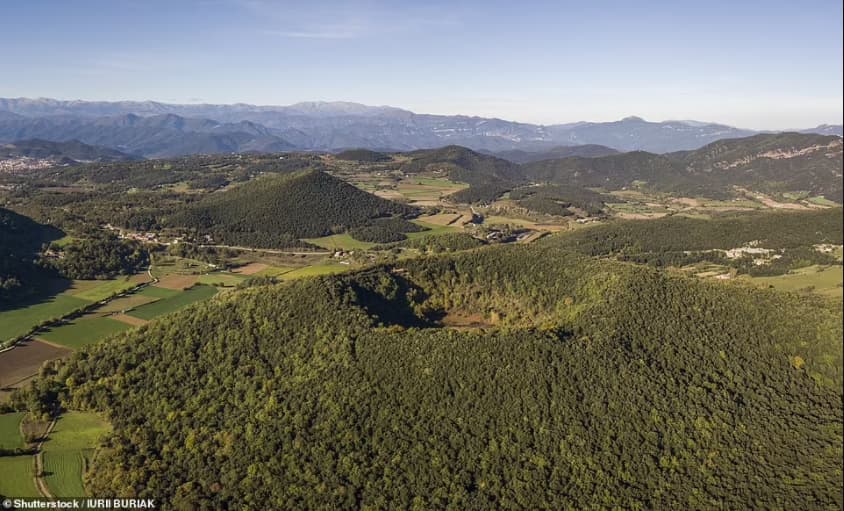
0, 97, 840, 158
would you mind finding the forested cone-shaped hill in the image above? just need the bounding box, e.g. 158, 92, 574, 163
17, 242, 843, 509
165, 170, 419, 248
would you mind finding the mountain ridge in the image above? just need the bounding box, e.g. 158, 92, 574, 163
1, 97, 839, 156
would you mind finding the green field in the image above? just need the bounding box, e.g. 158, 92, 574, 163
808, 196, 839, 207
128, 285, 218, 320
254, 266, 296, 278
280, 262, 352, 280
0, 456, 40, 497
0, 412, 26, 450
69, 277, 139, 303
197, 273, 248, 287
0, 294, 90, 343
137, 286, 182, 299
744, 265, 843, 298
39, 317, 131, 349
303, 233, 378, 250
42, 412, 110, 498
406, 220, 461, 238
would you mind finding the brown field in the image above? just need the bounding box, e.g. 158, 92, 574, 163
0, 339, 72, 390
110, 314, 149, 327
96, 294, 159, 313
154, 274, 199, 290
129, 273, 153, 284
373, 190, 404, 200
408, 200, 443, 207
232, 262, 269, 275
419, 213, 462, 226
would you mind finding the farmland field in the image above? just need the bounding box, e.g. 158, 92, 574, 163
0, 456, 40, 497
303, 233, 378, 250
0, 339, 72, 397
279, 262, 351, 280
69, 276, 143, 302
197, 272, 248, 287
39, 316, 131, 349
742, 265, 843, 299
128, 285, 218, 320
0, 294, 90, 343
0, 412, 25, 450
42, 412, 111, 498
137, 286, 181, 299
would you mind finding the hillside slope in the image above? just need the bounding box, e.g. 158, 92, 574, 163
522, 133, 843, 201
166, 170, 418, 247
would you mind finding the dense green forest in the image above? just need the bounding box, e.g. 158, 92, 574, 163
0, 207, 63, 302
13, 238, 842, 509
509, 184, 613, 216
545, 208, 843, 274
45, 232, 149, 280
166, 170, 419, 248
522, 133, 843, 201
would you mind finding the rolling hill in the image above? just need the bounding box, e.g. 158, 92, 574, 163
1, 139, 138, 163
522, 133, 844, 201
485, 144, 620, 163
166, 170, 419, 248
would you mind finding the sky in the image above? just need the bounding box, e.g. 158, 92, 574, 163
1, 0, 842, 129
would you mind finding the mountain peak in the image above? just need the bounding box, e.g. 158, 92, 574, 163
620, 116, 646, 122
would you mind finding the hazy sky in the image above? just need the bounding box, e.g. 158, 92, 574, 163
1, 0, 841, 129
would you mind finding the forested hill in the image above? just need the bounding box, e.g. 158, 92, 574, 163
401, 145, 524, 185
166, 169, 419, 248
521, 133, 843, 201
0, 207, 63, 302
16, 239, 842, 509
1, 139, 138, 163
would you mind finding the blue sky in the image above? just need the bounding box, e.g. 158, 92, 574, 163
1, 0, 841, 128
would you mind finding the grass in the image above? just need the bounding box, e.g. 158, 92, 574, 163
280, 262, 352, 280
128, 285, 218, 320
69, 277, 139, 303
0, 294, 90, 343
254, 266, 296, 278
39, 317, 131, 349
0, 412, 25, 450
406, 220, 461, 237
42, 411, 111, 498
0, 456, 40, 497
197, 273, 248, 287
137, 286, 182, 299
743, 265, 843, 299
303, 233, 378, 250
808, 196, 840, 207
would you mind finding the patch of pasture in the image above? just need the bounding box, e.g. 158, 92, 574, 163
42, 412, 111, 498
0, 456, 40, 497
303, 234, 378, 250
0, 295, 91, 343
0, 412, 25, 450
128, 285, 218, 320
39, 316, 131, 349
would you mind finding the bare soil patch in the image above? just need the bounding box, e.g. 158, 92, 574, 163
154, 274, 199, 290
110, 314, 149, 327
420, 213, 462, 226
232, 262, 269, 275
0, 339, 71, 389
440, 311, 495, 330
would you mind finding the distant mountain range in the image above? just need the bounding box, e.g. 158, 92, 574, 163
0, 97, 840, 157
